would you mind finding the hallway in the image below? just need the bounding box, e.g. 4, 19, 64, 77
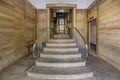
0, 55, 120, 80
0, 0, 120, 80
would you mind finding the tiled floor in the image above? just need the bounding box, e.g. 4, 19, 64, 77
0, 54, 120, 80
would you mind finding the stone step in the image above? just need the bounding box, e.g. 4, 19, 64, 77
46, 42, 76, 47
44, 47, 79, 52
35, 58, 86, 67
54, 35, 70, 39
27, 77, 92, 80
48, 39, 75, 43
40, 52, 82, 59
27, 66, 93, 79
46, 46, 77, 48
42, 51, 81, 54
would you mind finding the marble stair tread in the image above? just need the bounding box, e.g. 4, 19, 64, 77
36, 58, 85, 63
46, 42, 76, 44
35, 58, 85, 67
54, 36, 70, 39
45, 47, 78, 48
27, 77, 92, 80
41, 51, 81, 55
45, 46, 77, 48
48, 39, 74, 40
46, 43, 76, 47
28, 66, 93, 75
44, 47, 79, 52
40, 52, 82, 59
48, 42, 75, 43
48, 39, 75, 43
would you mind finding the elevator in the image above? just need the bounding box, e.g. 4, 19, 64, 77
51, 9, 72, 37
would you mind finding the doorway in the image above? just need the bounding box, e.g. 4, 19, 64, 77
51, 9, 72, 38
88, 20, 97, 56
56, 12, 68, 34
46, 4, 76, 38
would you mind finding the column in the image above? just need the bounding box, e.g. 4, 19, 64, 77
47, 8, 50, 38
73, 8, 76, 27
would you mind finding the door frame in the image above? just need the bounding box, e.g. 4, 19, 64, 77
46, 4, 77, 38
88, 19, 99, 56
46, 4, 77, 28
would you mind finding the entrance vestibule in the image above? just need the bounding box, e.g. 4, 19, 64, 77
46, 4, 76, 38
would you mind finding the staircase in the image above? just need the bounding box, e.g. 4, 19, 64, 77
54, 34, 70, 39
27, 39, 93, 80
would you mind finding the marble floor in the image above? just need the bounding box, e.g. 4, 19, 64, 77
0, 54, 120, 80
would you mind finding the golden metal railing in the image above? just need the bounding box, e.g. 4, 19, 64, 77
32, 27, 88, 58
32, 28, 48, 58
73, 27, 88, 58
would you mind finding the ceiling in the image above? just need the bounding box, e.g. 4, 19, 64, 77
28, 0, 95, 9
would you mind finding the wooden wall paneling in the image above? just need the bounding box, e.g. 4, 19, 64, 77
0, 0, 37, 71
25, 0, 36, 42
98, 0, 120, 71
0, 0, 16, 71
96, 0, 99, 56
14, 0, 26, 59
37, 9, 47, 37
87, 0, 120, 71
76, 9, 86, 37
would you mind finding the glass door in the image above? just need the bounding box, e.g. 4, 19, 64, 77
56, 12, 68, 34
51, 9, 72, 36
59, 18, 65, 34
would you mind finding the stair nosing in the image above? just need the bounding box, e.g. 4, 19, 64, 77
44, 47, 79, 52
35, 61, 86, 67
40, 54, 82, 59
27, 72, 93, 79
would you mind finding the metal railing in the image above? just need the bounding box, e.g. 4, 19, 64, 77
32, 27, 88, 58
32, 28, 49, 58
73, 27, 88, 58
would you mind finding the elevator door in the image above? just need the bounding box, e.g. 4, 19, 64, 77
59, 18, 66, 34
56, 12, 68, 34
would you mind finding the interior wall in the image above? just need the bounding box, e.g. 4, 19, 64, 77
37, 9, 47, 38
25, 1, 37, 42
87, 0, 120, 71
88, 5, 97, 20
76, 9, 87, 38
36, 9, 49, 49
37, 9, 87, 38
0, 0, 37, 71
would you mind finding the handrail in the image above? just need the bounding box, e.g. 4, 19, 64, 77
33, 27, 88, 58
32, 28, 48, 58
73, 27, 88, 58
32, 41, 37, 58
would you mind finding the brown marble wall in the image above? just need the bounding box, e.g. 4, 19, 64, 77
76, 9, 87, 38
37, 9, 87, 38
37, 9, 47, 37
88, 6, 97, 21
0, 0, 37, 71
88, 0, 120, 71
